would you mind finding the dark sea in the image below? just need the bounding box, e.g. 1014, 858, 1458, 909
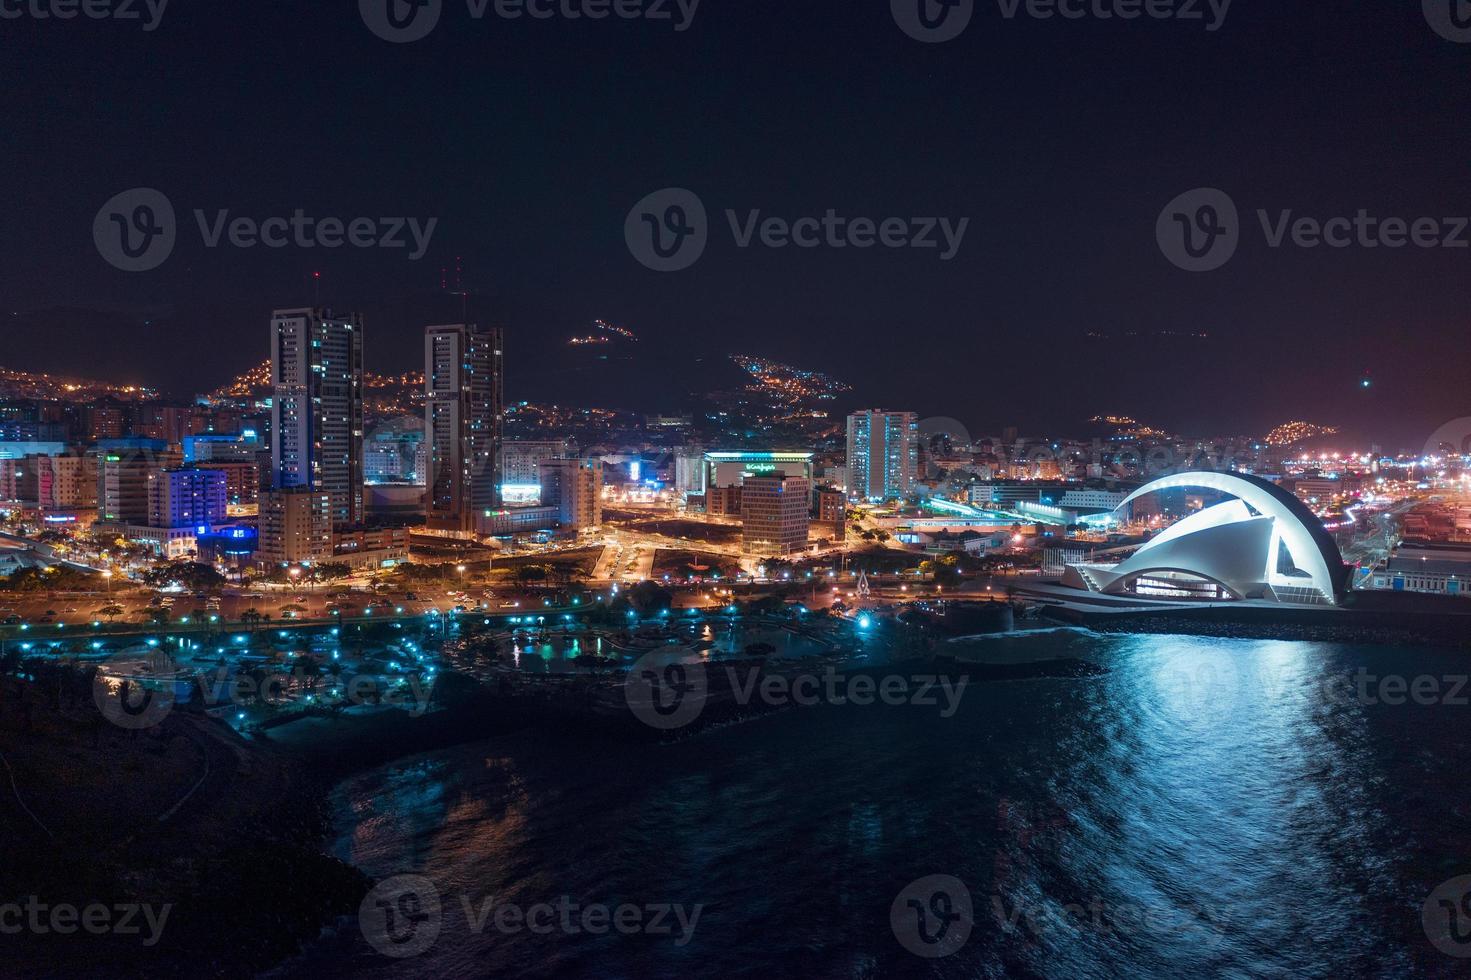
274, 629, 1471, 978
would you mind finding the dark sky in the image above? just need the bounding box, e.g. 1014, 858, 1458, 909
2, 1, 1469, 448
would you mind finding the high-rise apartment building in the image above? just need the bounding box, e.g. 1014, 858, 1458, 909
742, 475, 811, 556
257, 487, 333, 566
196, 461, 260, 508
538, 457, 602, 530
846, 410, 918, 501
425, 323, 503, 534
500, 439, 568, 489
97, 439, 179, 524
270, 308, 364, 527
148, 468, 228, 530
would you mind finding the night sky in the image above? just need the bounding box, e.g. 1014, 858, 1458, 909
2, 1, 1469, 447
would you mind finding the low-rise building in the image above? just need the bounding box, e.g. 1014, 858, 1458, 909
332, 526, 411, 569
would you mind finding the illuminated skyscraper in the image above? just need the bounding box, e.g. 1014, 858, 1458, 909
425, 323, 504, 534
845, 410, 918, 501
270, 308, 364, 527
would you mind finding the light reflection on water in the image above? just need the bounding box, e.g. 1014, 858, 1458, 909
285, 632, 1471, 979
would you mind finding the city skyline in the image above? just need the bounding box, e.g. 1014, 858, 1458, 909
3, 4, 1470, 444
9, 5, 1471, 977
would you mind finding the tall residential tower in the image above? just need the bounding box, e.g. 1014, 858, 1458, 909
845, 410, 918, 502
269, 308, 365, 526
425, 323, 504, 534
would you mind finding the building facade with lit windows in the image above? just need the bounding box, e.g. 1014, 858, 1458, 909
257, 486, 333, 566
97, 439, 179, 524
499, 439, 568, 501
742, 475, 812, 556
270, 308, 365, 527
538, 457, 602, 530
148, 468, 228, 530
846, 411, 918, 501
425, 323, 504, 534
703, 451, 814, 491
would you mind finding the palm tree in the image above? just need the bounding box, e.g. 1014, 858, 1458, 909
241, 608, 262, 632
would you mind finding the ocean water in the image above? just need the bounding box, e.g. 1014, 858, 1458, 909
282, 631, 1471, 978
